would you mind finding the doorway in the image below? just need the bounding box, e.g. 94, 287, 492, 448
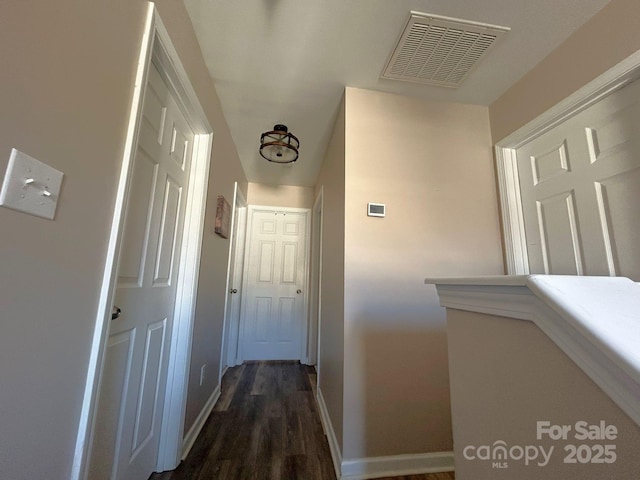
496, 50, 640, 280
90, 57, 196, 480
515, 77, 640, 280
220, 183, 248, 374
75, 7, 213, 480
238, 206, 311, 361
307, 188, 323, 367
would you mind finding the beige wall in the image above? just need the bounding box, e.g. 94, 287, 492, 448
0, 2, 246, 478
448, 309, 640, 479
315, 97, 347, 451
247, 182, 314, 209
490, 0, 640, 142
342, 88, 504, 459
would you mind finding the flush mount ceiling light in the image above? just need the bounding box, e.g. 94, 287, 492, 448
259, 124, 299, 164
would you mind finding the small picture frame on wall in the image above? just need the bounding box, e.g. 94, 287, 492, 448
215, 195, 231, 239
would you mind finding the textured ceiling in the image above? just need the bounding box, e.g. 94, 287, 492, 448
184, 0, 611, 187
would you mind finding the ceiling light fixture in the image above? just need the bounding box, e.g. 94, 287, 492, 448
259, 124, 299, 164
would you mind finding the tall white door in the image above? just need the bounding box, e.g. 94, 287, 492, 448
517, 77, 640, 281
90, 62, 195, 480
240, 207, 309, 360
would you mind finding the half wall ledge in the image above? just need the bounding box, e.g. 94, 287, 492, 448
425, 274, 640, 429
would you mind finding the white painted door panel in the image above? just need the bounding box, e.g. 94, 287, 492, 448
91, 62, 194, 480
241, 208, 309, 360
517, 78, 640, 281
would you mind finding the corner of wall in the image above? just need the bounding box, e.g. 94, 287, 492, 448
315, 92, 346, 455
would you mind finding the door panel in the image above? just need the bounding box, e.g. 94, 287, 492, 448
531, 141, 570, 185
517, 77, 640, 281
282, 243, 298, 283
595, 167, 640, 278
153, 176, 182, 286
535, 190, 583, 275
254, 297, 271, 342
169, 123, 189, 170
278, 298, 296, 340
92, 61, 195, 480
241, 208, 309, 361
258, 241, 275, 282
87, 331, 135, 479
118, 154, 158, 287
131, 318, 166, 456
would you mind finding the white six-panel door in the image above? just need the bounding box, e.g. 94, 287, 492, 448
90, 62, 195, 480
517, 77, 640, 281
240, 207, 309, 361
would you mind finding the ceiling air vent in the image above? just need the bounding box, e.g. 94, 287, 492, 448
382, 12, 510, 88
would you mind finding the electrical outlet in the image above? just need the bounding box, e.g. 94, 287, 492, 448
199, 364, 206, 386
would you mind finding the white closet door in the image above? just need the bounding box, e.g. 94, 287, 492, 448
241, 208, 309, 361
90, 62, 195, 480
517, 78, 640, 281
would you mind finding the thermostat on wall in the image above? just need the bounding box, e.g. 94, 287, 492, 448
367, 203, 385, 217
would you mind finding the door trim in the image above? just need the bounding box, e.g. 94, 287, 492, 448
220, 182, 248, 378
238, 205, 311, 363
73, 4, 214, 478
495, 48, 640, 275
307, 187, 323, 366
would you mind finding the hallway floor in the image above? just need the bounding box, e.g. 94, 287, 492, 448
151, 361, 454, 480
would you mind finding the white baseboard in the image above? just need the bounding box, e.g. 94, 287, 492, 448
181, 384, 221, 460
316, 387, 454, 480
341, 451, 454, 480
316, 387, 342, 479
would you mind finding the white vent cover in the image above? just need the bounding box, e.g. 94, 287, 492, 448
382, 12, 510, 88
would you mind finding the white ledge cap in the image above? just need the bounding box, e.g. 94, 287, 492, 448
526, 275, 640, 380
425, 275, 529, 286
425, 274, 640, 427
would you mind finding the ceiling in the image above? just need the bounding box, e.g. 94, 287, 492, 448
184, 0, 611, 187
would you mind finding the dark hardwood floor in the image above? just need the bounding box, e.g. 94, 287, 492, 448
151, 361, 454, 480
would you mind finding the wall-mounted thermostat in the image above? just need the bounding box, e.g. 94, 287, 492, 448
367, 203, 385, 218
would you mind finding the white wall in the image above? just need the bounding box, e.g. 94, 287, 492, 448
0, 2, 246, 478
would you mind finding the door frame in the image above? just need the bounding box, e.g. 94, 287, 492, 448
307, 187, 323, 366
220, 182, 248, 378
237, 205, 311, 363
495, 49, 640, 275
72, 4, 214, 478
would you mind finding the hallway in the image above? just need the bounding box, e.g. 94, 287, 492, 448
151, 361, 455, 480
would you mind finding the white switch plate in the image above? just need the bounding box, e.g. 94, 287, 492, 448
0, 148, 64, 220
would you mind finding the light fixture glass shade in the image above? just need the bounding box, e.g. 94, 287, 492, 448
259, 124, 299, 163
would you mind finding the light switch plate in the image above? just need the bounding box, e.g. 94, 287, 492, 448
0, 148, 64, 220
